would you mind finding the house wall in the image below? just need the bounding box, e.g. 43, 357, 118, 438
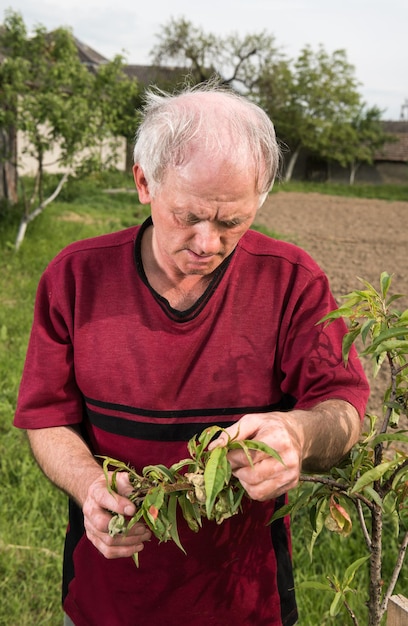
287, 151, 408, 185
17, 130, 127, 176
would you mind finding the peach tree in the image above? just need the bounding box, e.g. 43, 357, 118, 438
274, 273, 408, 625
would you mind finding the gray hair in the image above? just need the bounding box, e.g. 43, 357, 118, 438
133, 83, 280, 201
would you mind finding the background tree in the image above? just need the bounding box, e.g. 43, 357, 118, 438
319, 105, 391, 184
0, 10, 139, 249
150, 17, 282, 90
150, 20, 382, 184
258, 45, 362, 181
0, 11, 27, 204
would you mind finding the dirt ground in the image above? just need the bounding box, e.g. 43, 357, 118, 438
256, 192, 408, 415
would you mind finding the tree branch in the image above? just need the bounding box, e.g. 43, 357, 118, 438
300, 474, 374, 509
380, 530, 408, 616
355, 498, 372, 549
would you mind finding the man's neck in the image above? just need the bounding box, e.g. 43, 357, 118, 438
140, 225, 212, 311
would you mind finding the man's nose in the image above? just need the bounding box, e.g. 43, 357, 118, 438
194, 222, 221, 254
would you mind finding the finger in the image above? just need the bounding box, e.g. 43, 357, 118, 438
87, 530, 150, 559
113, 471, 135, 497
233, 456, 301, 500
207, 423, 241, 451
89, 475, 136, 517
236, 468, 298, 500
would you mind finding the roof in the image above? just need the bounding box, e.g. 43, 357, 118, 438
73, 37, 108, 67
123, 64, 188, 86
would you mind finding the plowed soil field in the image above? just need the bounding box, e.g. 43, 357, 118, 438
257, 192, 408, 415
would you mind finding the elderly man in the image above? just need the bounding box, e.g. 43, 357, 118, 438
15, 84, 369, 626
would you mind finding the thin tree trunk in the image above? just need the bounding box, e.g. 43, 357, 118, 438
0, 126, 18, 204
284, 144, 301, 182
15, 172, 69, 251
368, 504, 383, 626
349, 162, 359, 185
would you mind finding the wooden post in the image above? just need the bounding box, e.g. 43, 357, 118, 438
387, 595, 408, 626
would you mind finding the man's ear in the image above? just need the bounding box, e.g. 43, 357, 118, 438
133, 165, 151, 204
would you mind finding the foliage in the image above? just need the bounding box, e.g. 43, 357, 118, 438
0, 9, 139, 248
275, 273, 408, 625
258, 45, 366, 182
150, 16, 281, 89
319, 105, 392, 185
151, 19, 388, 186
103, 425, 281, 565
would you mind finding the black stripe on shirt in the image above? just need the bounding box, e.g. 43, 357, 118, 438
270, 495, 299, 625
87, 408, 236, 441
84, 396, 296, 419
84, 395, 297, 441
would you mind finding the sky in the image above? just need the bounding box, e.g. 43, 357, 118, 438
3, 0, 408, 121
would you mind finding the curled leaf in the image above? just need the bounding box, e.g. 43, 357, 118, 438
325, 495, 352, 536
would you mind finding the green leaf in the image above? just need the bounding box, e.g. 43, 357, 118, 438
167, 494, 185, 553
204, 446, 228, 518
143, 464, 175, 482
170, 458, 194, 473
178, 494, 202, 532
365, 327, 408, 353
371, 433, 408, 446
360, 318, 376, 344
343, 555, 370, 586
380, 271, 392, 299
342, 327, 361, 364
298, 581, 333, 592
351, 460, 399, 493
329, 591, 343, 617
229, 439, 254, 467
361, 485, 384, 508
367, 340, 408, 356
239, 439, 284, 465
269, 502, 294, 523
308, 498, 327, 559
317, 307, 354, 326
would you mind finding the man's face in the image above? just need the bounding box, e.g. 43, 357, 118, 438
134, 155, 261, 279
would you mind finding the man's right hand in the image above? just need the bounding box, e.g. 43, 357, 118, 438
82, 471, 152, 559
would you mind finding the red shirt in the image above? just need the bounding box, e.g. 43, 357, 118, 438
15, 219, 369, 625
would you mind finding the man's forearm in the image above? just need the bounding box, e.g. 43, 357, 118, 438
299, 399, 362, 472
27, 426, 104, 507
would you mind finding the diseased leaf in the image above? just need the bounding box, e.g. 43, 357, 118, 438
178, 494, 202, 532
326, 496, 352, 536
198, 425, 223, 450
143, 464, 175, 482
